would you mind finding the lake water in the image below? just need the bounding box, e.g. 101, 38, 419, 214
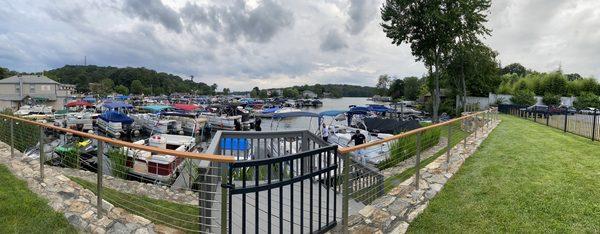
261, 97, 380, 132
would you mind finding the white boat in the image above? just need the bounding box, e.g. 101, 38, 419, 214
14, 105, 53, 116
97, 111, 134, 138
327, 124, 393, 165
131, 114, 183, 135
274, 107, 301, 114
202, 112, 242, 130
125, 134, 196, 182
59, 112, 96, 132
161, 113, 208, 134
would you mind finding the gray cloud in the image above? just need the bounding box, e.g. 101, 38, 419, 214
181, 0, 294, 43
346, 0, 377, 35
320, 29, 348, 52
123, 0, 183, 33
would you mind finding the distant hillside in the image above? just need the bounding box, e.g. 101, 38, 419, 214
44, 65, 214, 95
287, 84, 377, 97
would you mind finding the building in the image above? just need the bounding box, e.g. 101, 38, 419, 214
0, 74, 75, 110
302, 90, 318, 99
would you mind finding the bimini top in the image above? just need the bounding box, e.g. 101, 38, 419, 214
367, 104, 391, 113
65, 100, 93, 107
172, 103, 199, 112
83, 97, 97, 103
319, 110, 347, 117
348, 106, 369, 115
103, 101, 133, 109
99, 111, 133, 124
272, 111, 321, 119
143, 105, 171, 113
261, 107, 280, 114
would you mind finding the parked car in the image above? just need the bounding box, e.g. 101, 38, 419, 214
558, 105, 577, 115
526, 104, 549, 113
580, 107, 598, 115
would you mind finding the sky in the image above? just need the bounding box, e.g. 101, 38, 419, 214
1, 0, 599, 91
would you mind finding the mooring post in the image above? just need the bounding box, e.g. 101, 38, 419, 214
96, 141, 104, 218
10, 119, 14, 158
415, 132, 422, 189
39, 126, 44, 181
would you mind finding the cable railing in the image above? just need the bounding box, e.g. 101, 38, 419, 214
0, 108, 499, 234
503, 105, 599, 141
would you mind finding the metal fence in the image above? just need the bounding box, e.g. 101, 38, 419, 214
501, 105, 599, 141
0, 108, 498, 233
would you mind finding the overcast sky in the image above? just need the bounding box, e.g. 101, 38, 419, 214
1, 0, 599, 91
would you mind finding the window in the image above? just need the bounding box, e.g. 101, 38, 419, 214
30, 84, 35, 93
15, 84, 20, 93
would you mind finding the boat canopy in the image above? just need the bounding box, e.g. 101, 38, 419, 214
348, 106, 369, 115
319, 110, 347, 117
261, 107, 280, 114
367, 104, 391, 112
172, 103, 199, 111
115, 95, 129, 100
143, 105, 171, 113
272, 111, 321, 119
83, 97, 96, 103
99, 111, 133, 124
103, 102, 133, 109
65, 100, 93, 107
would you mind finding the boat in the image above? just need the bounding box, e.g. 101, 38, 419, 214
55, 111, 96, 132
125, 134, 196, 183
130, 113, 183, 135
326, 125, 393, 165
97, 111, 135, 138
202, 112, 242, 130
14, 105, 52, 116
161, 112, 208, 135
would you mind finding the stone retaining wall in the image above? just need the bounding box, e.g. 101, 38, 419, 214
0, 143, 166, 234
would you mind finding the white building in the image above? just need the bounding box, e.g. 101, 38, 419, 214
0, 75, 75, 111
302, 90, 318, 99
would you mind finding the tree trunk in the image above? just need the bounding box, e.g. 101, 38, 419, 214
433, 52, 441, 123
461, 49, 467, 113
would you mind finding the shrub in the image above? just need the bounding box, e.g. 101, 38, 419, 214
378, 124, 441, 170
542, 93, 561, 106
573, 92, 600, 109
510, 90, 536, 106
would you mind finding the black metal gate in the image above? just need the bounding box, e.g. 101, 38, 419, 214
225, 145, 339, 234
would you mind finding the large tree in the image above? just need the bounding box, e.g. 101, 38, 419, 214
446, 43, 499, 110
381, 0, 491, 121
376, 74, 391, 96
388, 78, 404, 99
403, 77, 421, 101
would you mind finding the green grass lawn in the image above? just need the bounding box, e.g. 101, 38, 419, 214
0, 164, 76, 233
408, 115, 600, 233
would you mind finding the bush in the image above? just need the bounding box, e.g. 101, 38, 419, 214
378, 124, 441, 170
510, 90, 536, 106
573, 92, 600, 109
542, 93, 561, 106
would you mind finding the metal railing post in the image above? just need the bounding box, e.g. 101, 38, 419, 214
564, 108, 568, 133
220, 163, 228, 234
414, 132, 422, 189
39, 126, 44, 181
10, 119, 14, 157
341, 153, 350, 232
96, 141, 104, 218
592, 109, 598, 141
446, 124, 452, 171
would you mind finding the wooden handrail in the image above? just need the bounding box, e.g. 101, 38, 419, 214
0, 114, 236, 163
337, 109, 491, 154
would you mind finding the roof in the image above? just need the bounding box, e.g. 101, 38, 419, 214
0, 75, 60, 84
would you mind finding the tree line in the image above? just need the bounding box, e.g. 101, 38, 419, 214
42, 65, 216, 95
245, 84, 377, 99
